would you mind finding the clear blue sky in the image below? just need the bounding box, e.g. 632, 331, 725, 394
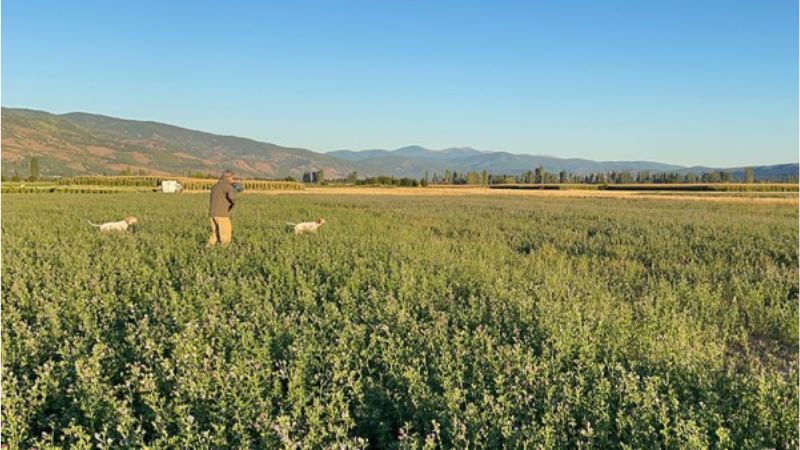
3, 0, 797, 166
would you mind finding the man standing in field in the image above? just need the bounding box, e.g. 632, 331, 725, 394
208, 170, 236, 246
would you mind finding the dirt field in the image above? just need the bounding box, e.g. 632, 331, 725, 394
265, 186, 800, 205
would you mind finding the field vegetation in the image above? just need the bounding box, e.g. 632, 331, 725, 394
2, 193, 797, 448
2, 177, 304, 194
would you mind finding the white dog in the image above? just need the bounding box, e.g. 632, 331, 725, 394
88, 216, 138, 233
287, 218, 326, 235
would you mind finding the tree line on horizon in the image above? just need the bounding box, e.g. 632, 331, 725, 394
4, 158, 796, 186
315, 165, 795, 186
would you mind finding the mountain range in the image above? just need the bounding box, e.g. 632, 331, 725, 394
2, 107, 797, 181
328, 146, 690, 177
1, 108, 354, 179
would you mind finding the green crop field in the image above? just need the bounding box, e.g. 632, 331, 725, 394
2, 193, 798, 449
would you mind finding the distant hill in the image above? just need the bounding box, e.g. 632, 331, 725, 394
2, 107, 797, 181
1, 108, 359, 179
678, 164, 799, 181
329, 146, 797, 180
330, 145, 689, 176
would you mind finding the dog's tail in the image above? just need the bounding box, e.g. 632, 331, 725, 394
88, 220, 102, 227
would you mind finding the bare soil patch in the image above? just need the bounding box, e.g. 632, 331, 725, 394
259, 186, 799, 204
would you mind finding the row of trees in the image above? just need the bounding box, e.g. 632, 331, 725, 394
356, 176, 421, 187
307, 166, 785, 187
1, 158, 784, 186
3, 160, 152, 182
4, 157, 40, 182
302, 170, 326, 183
308, 171, 423, 187
424, 166, 772, 185
119, 167, 151, 176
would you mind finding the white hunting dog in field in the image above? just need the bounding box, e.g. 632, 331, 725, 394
88, 216, 138, 232
287, 218, 326, 235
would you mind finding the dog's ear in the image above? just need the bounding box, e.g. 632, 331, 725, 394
316, 218, 322, 224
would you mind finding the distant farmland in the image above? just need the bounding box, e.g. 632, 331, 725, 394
489, 182, 799, 192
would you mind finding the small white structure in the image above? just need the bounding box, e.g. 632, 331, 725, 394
160, 180, 183, 193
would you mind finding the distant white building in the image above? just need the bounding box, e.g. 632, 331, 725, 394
160, 180, 183, 193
